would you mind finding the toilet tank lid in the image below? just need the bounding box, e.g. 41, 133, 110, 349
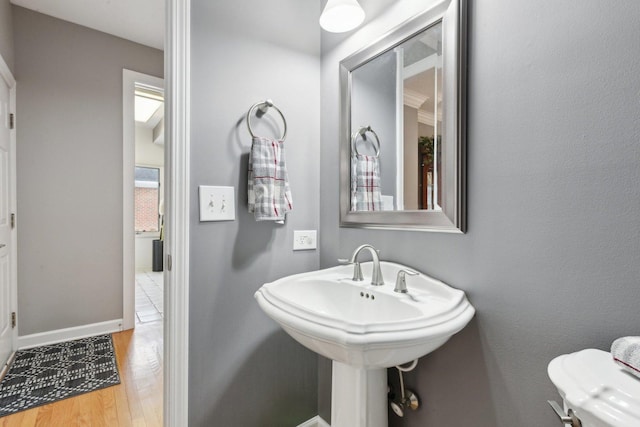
548, 348, 640, 426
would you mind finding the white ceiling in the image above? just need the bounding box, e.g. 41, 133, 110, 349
11, 0, 165, 50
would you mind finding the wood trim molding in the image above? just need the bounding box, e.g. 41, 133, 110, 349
0, 54, 16, 88
17, 319, 123, 350
164, 0, 191, 425
0, 53, 17, 357
297, 416, 331, 427
403, 88, 428, 109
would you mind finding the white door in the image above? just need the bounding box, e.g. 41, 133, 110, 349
0, 58, 15, 368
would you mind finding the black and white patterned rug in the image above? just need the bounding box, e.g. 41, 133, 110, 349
0, 334, 120, 417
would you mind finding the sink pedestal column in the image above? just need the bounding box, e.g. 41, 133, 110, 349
331, 361, 388, 427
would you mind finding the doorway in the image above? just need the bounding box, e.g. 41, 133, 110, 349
1, 2, 189, 423
133, 85, 165, 326
123, 70, 165, 331
123, 70, 166, 422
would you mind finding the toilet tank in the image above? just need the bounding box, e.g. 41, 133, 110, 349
548, 349, 640, 426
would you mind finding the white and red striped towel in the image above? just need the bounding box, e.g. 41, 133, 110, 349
248, 136, 293, 223
351, 154, 383, 211
612, 336, 640, 378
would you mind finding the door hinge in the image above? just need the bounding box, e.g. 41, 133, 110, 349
167, 254, 172, 271
10, 213, 15, 229
11, 312, 16, 328
9, 113, 14, 130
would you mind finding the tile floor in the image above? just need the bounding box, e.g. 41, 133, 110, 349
135, 271, 164, 323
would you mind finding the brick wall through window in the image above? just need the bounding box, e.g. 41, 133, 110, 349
135, 186, 159, 232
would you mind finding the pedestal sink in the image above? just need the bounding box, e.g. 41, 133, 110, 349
255, 261, 475, 427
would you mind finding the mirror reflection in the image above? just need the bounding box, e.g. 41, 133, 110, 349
350, 21, 443, 212
340, 0, 465, 232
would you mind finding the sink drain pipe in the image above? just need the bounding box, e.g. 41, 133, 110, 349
389, 360, 420, 417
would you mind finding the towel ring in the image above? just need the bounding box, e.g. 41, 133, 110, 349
351, 126, 381, 158
246, 99, 287, 140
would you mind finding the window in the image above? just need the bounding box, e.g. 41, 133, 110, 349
135, 166, 160, 232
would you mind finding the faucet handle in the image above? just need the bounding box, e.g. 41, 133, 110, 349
338, 258, 364, 281
394, 269, 419, 293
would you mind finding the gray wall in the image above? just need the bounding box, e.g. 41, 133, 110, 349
188, 0, 321, 425
13, 7, 163, 335
0, 0, 13, 72
320, 0, 640, 426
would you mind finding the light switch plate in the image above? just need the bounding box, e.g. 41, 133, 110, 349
199, 186, 235, 221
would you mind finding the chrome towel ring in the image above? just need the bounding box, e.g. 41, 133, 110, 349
351, 126, 381, 157
246, 99, 288, 140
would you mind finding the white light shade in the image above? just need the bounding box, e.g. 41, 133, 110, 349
319, 0, 365, 33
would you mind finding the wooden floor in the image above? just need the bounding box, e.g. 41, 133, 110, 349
0, 320, 163, 427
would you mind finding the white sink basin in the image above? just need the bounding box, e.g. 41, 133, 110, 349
255, 261, 475, 368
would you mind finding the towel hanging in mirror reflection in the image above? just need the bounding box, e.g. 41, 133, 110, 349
351, 126, 382, 211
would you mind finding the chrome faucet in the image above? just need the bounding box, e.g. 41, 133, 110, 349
339, 244, 384, 286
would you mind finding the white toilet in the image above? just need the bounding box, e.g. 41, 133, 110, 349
548, 348, 640, 426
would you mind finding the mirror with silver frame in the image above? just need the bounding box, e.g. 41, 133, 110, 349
339, 0, 466, 232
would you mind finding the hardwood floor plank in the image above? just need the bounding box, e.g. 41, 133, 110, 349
100, 386, 120, 426
48, 395, 77, 426
74, 392, 93, 427
114, 367, 134, 427
0, 408, 35, 427
121, 339, 148, 425
33, 403, 53, 426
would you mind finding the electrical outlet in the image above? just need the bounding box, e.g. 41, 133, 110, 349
293, 230, 317, 251
199, 186, 235, 221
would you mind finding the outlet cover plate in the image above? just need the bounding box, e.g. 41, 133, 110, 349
293, 230, 317, 251
199, 186, 235, 221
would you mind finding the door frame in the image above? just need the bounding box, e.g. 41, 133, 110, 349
123, 0, 191, 423
0, 52, 17, 367
165, 0, 190, 425
124, 1, 190, 424
122, 69, 165, 331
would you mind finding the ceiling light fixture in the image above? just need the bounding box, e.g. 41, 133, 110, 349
135, 96, 163, 123
319, 0, 365, 33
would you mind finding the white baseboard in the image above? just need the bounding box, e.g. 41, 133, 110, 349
297, 416, 330, 427
18, 319, 123, 350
